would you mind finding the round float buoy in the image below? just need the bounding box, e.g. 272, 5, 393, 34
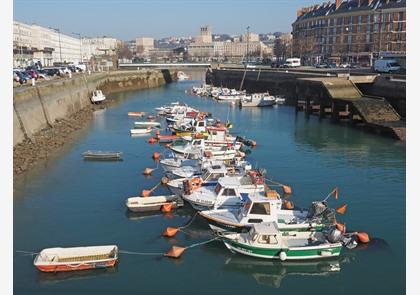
161, 176, 169, 185
161, 203, 173, 213
250, 140, 257, 147
143, 167, 154, 175
282, 185, 292, 195
142, 189, 151, 197
152, 152, 161, 160
148, 137, 158, 144
162, 227, 179, 237
284, 200, 294, 210
357, 232, 370, 243
279, 251, 287, 261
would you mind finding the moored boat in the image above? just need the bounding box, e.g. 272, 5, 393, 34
130, 128, 152, 135
82, 151, 123, 161
219, 222, 342, 261
126, 195, 183, 212
128, 112, 145, 117
34, 245, 118, 272
134, 121, 161, 128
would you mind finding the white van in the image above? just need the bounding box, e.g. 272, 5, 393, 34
374, 59, 401, 73
285, 58, 301, 68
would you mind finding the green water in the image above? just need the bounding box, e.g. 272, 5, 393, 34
14, 81, 405, 294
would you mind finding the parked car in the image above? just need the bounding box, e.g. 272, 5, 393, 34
45, 68, 62, 77
339, 63, 350, 68
60, 67, 71, 74
13, 71, 21, 83
284, 58, 301, 68
36, 69, 48, 79
315, 63, 328, 68
15, 71, 31, 84
26, 70, 39, 80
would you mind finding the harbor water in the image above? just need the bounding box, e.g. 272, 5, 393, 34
14, 80, 405, 294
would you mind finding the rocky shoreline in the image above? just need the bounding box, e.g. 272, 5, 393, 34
13, 103, 109, 176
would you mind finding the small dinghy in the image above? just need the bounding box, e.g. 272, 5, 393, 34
134, 121, 161, 128
128, 112, 145, 117
34, 245, 118, 272
219, 222, 342, 261
126, 195, 183, 212
91, 90, 106, 104
82, 151, 123, 161
130, 128, 152, 135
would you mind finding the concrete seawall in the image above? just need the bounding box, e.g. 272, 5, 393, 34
13, 70, 175, 147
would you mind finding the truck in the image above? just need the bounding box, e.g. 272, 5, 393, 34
374, 59, 401, 73
284, 58, 301, 68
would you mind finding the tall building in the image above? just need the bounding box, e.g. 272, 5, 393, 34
291, 0, 406, 66
82, 37, 119, 59
135, 37, 155, 56
195, 26, 212, 43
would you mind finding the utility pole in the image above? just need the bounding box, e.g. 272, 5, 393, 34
246, 26, 250, 65
52, 28, 63, 63
72, 32, 82, 63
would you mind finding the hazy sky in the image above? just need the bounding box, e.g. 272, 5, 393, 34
14, 0, 321, 40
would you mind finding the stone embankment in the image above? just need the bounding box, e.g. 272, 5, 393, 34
13, 69, 176, 175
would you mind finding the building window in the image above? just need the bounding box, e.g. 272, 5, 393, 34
348, 34, 352, 44
374, 24, 379, 32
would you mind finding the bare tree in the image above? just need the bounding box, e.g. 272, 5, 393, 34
116, 44, 133, 60
273, 38, 287, 61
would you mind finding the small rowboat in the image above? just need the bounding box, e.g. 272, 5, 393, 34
134, 121, 161, 128
34, 245, 118, 272
128, 112, 145, 117
82, 151, 123, 161
126, 195, 184, 212
130, 128, 152, 135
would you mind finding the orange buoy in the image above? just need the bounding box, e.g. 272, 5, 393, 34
162, 226, 179, 237
142, 190, 151, 197
161, 177, 169, 185
282, 185, 292, 195
357, 232, 370, 243
284, 200, 294, 210
336, 204, 348, 215
250, 140, 257, 147
164, 246, 186, 258
148, 137, 158, 144
152, 152, 161, 160
335, 223, 346, 233
155, 129, 161, 136
143, 167, 154, 175
161, 203, 173, 213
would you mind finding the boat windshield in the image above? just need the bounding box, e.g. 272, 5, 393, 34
258, 234, 278, 245
249, 202, 271, 215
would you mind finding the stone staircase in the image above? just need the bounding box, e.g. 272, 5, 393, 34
352, 98, 401, 123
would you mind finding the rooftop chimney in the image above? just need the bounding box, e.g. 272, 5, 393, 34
336, 0, 343, 9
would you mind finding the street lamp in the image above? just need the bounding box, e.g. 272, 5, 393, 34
72, 32, 82, 63
51, 27, 62, 63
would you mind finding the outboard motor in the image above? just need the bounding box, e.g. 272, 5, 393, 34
308, 201, 328, 219
326, 228, 342, 243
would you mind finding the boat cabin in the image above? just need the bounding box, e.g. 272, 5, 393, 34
201, 165, 229, 182
248, 222, 282, 246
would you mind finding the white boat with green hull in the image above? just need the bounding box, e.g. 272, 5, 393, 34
219, 222, 342, 261
199, 196, 335, 233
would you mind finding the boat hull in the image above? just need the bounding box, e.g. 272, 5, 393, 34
223, 239, 342, 260
35, 259, 117, 272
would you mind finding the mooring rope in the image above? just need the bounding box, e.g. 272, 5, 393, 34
185, 237, 219, 249
179, 212, 199, 229
119, 250, 163, 256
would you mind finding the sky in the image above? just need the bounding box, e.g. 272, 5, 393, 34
13, 0, 322, 40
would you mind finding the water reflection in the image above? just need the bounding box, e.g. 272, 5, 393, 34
222, 255, 351, 288
37, 266, 118, 285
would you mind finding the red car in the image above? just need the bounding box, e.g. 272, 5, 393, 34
26, 70, 39, 80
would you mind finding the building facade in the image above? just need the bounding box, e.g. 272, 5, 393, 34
135, 37, 155, 56
291, 0, 406, 66
13, 21, 120, 67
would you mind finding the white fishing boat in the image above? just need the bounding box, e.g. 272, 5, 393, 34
130, 128, 152, 135
167, 164, 230, 195
219, 222, 342, 261
182, 172, 267, 210
240, 92, 276, 107
125, 195, 183, 212
91, 90, 106, 103
199, 196, 336, 233
34, 245, 118, 272
159, 151, 198, 172
134, 121, 161, 128
177, 71, 191, 81
275, 96, 286, 105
